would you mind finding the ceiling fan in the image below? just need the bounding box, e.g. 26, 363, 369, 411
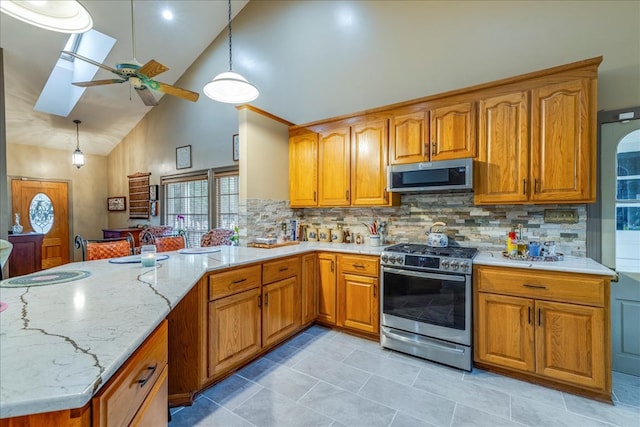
61, 0, 199, 106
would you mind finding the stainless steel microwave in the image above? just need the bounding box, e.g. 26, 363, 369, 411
387, 158, 473, 193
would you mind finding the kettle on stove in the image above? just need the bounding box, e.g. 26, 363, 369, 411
426, 222, 449, 247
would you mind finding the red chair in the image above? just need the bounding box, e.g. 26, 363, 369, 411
154, 235, 187, 252
75, 234, 134, 261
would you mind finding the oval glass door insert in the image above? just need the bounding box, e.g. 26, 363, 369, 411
29, 192, 54, 234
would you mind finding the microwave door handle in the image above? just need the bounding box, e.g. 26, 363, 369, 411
383, 267, 466, 282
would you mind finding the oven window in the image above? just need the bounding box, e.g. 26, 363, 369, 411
383, 271, 467, 330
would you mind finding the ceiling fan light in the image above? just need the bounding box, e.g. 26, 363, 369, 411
203, 71, 259, 104
72, 147, 85, 168
1, 0, 93, 33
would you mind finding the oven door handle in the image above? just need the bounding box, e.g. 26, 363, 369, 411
381, 327, 465, 354
382, 267, 466, 282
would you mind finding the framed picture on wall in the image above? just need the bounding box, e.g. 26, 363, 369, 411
149, 185, 158, 201
107, 197, 126, 211
176, 145, 192, 169
233, 134, 239, 161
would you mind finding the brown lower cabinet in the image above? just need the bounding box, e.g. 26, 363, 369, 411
168, 256, 304, 406
474, 265, 611, 401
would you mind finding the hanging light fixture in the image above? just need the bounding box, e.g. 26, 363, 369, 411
203, 0, 259, 104
72, 119, 85, 169
0, 0, 93, 33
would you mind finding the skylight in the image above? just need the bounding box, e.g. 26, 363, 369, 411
35, 29, 116, 117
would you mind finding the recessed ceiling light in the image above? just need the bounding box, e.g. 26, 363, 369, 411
0, 0, 93, 33
162, 9, 173, 20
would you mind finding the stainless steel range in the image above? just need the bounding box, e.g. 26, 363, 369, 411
380, 244, 477, 371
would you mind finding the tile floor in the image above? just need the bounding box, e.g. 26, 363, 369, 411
169, 326, 640, 427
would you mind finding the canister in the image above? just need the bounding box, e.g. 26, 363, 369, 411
331, 228, 344, 243
318, 228, 331, 242
306, 227, 318, 241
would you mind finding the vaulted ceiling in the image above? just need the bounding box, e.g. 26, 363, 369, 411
1, 1, 249, 156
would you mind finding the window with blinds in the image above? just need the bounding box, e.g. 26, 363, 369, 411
163, 172, 209, 248
161, 169, 238, 247
216, 172, 239, 229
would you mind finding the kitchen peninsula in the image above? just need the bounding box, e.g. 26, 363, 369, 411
0, 244, 615, 424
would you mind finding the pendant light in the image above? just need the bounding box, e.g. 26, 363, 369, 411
203, 0, 259, 104
0, 0, 93, 33
72, 119, 85, 169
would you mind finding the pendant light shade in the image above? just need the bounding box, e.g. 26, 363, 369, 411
72, 120, 85, 169
203, 0, 258, 104
203, 71, 259, 104
0, 0, 93, 33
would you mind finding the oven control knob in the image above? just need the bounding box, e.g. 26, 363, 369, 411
388, 255, 396, 263
381, 254, 388, 263
396, 256, 403, 265
450, 260, 459, 270
441, 259, 450, 269
460, 261, 470, 271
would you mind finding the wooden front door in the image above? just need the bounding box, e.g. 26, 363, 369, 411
11, 180, 70, 269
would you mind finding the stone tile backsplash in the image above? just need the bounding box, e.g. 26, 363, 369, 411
241, 194, 587, 257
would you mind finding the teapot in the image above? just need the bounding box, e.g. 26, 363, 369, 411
426, 222, 448, 247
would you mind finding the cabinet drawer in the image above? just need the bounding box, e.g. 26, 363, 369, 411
475, 266, 605, 307
93, 320, 168, 427
209, 265, 261, 300
263, 256, 300, 284
338, 254, 379, 277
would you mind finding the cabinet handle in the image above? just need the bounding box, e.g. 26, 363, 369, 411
346, 190, 350, 200
538, 308, 542, 327
353, 263, 366, 269
279, 266, 289, 272
265, 293, 269, 306
528, 306, 531, 324
258, 295, 262, 308
523, 284, 547, 289
137, 364, 157, 388
424, 142, 428, 155
232, 278, 247, 285
331, 261, 334, 273
373, 285, 377, 298
431, 141, 437, 157
534, 179, 540, 193
313, 191, 316, 202
523, 180, 527, 195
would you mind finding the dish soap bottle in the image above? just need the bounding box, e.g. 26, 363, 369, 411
506, 229, 517, 256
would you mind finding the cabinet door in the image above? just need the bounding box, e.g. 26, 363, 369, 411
318, 127, 351, 206
389, 111, 428, 165
531, 78, 593, 203
351, 119, 390, 206
262, 276, 300, 347
475, 293, 535, 372
317, 253, 337, 324
535, 300, 606, 390
338, 273, 379, 334
130, 366, 168, 427
475, 92, 529, 204
301, 253, 318, 325
429, 101, 477, 161
208, 288, 261, 377
289, 132, 318, 207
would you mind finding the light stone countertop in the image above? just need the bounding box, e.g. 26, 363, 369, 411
0, 243, 613, 418
0, 242, 384, 419
473, 251, 616, 276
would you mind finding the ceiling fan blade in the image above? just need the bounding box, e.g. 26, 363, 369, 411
72, 79, 127, 87
135, 87, 159, 106
137, 60, 169, 78
61, 51, 118, 74
156, 82, 200, 102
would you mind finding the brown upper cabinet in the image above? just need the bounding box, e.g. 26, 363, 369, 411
290, 119, 397, 208
475, 76, 596, 204
389, 102, 477, 165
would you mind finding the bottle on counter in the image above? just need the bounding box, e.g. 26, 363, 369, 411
507, 230, 517, 256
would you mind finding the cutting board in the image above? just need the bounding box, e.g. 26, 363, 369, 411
248, 241, 300, 249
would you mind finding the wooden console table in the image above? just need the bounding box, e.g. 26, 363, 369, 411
8, 233, 44, 277
102, 228, 143, 247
